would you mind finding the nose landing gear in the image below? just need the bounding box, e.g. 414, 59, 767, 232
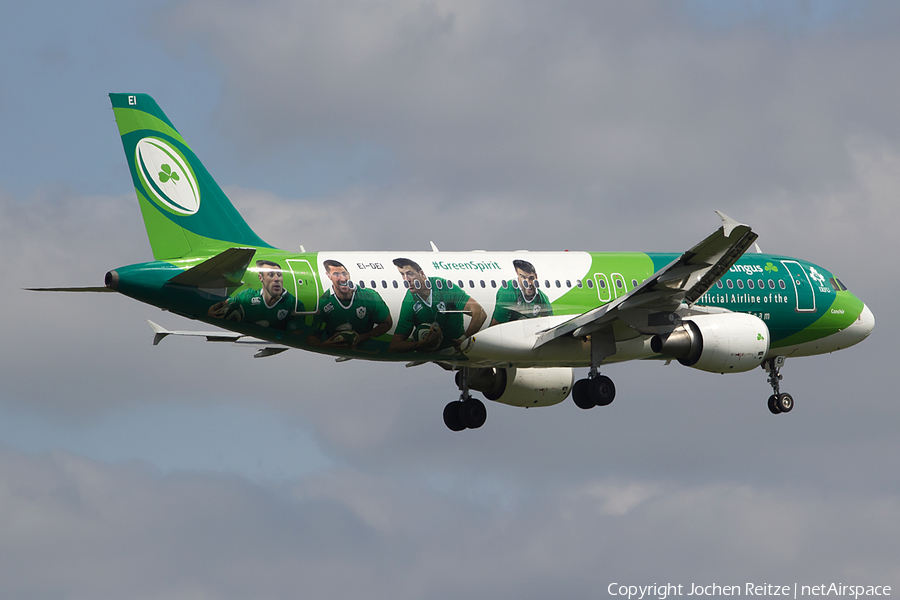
764, 357, 793, 414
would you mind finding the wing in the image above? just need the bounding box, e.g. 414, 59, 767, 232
533, 211, 758, 348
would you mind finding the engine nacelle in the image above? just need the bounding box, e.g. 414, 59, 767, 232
650, 313, 769, 373
459, 367, 575, 408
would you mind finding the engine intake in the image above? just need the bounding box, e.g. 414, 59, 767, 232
651, 313, 769, 373
458, 367, 574, 407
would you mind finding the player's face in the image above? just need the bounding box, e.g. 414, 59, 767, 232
516, 268, 538, 300
398, 266, 428, 298
259, 268, 284, 298
327, 266, 352, 299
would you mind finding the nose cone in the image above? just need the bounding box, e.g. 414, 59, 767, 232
834, 301, 875, 349
853, 302, 875, 340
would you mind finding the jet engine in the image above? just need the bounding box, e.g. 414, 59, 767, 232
459, 367, 575, 408
650, 313, 769, 373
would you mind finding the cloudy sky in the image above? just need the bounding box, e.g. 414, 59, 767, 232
1, 0, 897, 598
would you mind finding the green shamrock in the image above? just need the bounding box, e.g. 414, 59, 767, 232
764, 262, 778, 273
158, 164, 180, 184
757, 333, 765, 341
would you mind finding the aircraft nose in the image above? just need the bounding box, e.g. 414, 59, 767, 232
857, 303, 875, 339
843, 302, 875, 346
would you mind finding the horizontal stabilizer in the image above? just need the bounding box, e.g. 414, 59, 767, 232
167, 247, 257, 290
146, 321, 289, 357
24, 286, 115, 293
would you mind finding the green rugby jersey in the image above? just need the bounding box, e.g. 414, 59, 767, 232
491, 282, 553, 323
230, 288, 304, 331
395, 277, 471, 348
311, 287, 391, 340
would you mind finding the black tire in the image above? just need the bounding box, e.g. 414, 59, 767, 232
776, 393, 793, 413
767, 394, 781, 414
459, 398, 487, 429
443, 401, 466, 431
572, 378, 595, 409
590, 375, 616, 406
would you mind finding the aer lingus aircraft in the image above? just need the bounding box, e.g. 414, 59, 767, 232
33, 93, 875, 431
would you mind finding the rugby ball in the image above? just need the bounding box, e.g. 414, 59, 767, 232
413, 322, 442, 351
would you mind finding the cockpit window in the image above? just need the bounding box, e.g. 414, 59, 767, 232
829, 277, 849, 292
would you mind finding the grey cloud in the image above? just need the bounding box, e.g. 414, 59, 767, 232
1, 447, 897, 600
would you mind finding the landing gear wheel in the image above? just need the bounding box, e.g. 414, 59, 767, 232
572, 379, 594, 409
443, 401, 466, 431
776, 393, 793, 413
767, 395, 782, 414
590, 375, 616, 406
459, 398, 487, 429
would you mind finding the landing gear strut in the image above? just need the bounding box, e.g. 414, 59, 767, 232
764, 357, 793, 414
444, 368, 487, 431
572, 328, 617, 410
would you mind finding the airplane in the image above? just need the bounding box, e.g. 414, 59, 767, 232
31, 93, 875, 431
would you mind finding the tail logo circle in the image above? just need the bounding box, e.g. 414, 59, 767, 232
135, 137, 200, 215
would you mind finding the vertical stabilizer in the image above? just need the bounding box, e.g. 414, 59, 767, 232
109, 93, 272, 260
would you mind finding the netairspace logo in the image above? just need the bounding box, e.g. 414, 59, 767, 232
606, 582, 892, 600
135, 137, 201, 215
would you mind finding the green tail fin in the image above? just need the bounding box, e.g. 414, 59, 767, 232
109, 93, 272, 260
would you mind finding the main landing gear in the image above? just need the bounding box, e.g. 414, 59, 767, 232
572, 367, 616, 410
572, 328, 617, 410
444, 368, 487, 431
764, 357, 793, 414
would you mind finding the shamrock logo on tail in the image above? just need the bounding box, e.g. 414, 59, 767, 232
158, 164, 180, 185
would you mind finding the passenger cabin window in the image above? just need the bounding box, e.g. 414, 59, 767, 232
747, 279, 754, 289
555, 280, 561, 288
779, 280, 786, 290
469, 280, 475, 288
501, 280, 508, 289
737, 280, 744, 289
566, 280, 572, 288
458, 280, 464, 288
425, 279, 432, 289
480, 280, 486, 288
632, 279, 638, 288
716, 281, 724, 289
616, 279, 623, 290
403, 280, 409, 289
435, 279, 443, 290
576, 280, 583, 288
447, 280, 454, 289
491, 280, 497, 288
587, 280, 594, 289
598, 279, 607, 289
727, 280, 734, 289
413, 280, 421, 289
393, 280, 399, 289
348, 280, 356, 289
545, 280, 550, 288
